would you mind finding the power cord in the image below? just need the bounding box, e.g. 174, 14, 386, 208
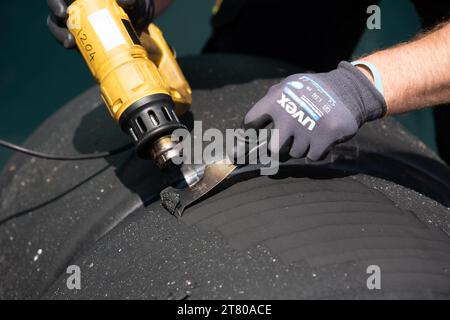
0, 139, 133, 161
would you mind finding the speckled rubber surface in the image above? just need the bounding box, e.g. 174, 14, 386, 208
0, 54, 450, 299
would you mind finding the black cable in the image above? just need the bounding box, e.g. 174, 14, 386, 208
0, 139, 133, 161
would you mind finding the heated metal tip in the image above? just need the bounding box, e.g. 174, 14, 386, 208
180, 164, 206, 187
151, 136, 182, 169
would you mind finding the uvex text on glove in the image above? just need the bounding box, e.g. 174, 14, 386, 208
244, 62, 387, 161
66, 0, 192, 168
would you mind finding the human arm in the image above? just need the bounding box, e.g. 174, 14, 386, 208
357, 21, 450, 115
244, 20, 450, 160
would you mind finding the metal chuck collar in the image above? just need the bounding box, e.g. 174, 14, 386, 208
119, 94, 186, 169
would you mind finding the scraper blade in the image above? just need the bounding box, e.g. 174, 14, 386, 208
160, 159, 237, 217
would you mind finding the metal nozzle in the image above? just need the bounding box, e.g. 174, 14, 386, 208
150, 136, 181, 169
180, 164, 206, 187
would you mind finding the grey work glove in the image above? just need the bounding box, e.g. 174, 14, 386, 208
244, 61, 387, 161
47, 0, 155, 49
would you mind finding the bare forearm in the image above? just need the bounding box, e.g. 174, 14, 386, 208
358, 21, 450, 115
154, 0, 173, 17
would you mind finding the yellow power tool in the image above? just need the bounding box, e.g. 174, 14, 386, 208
66, 0, 192, 168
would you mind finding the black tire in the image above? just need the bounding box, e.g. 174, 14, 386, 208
0, 54, 449, 299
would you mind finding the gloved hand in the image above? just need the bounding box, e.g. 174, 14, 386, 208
244, 61, 387, 161
47, 0, 155, 48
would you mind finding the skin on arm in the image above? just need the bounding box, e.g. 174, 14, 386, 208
356, 20, 450, 115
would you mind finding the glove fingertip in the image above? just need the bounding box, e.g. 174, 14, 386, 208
289, 139, 309, 159
63, 34, 76, 49
243, 112, 256, 127
244, 114, 272, 130
47, 15, 64, 43
307, 145, 330, 161
306, 153, 320, 162
48, 15, 75, 49
48, 0, 68, 20
244, 100, 273, 128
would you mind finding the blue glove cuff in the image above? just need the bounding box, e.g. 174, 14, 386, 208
351, 60, 385, 97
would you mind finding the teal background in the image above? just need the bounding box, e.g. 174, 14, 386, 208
0, 0, 437, 170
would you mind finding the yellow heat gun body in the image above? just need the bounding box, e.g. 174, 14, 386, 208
66, 0, 192, 168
